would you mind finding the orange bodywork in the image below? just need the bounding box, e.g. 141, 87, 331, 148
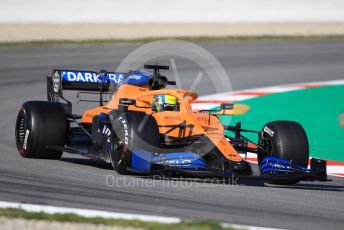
81, 84, 242, 162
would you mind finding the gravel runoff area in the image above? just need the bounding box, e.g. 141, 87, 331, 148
0, 217, 141, 230
1, 23, 344, 42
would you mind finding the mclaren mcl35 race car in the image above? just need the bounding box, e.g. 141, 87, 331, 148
15, 64, 328, 185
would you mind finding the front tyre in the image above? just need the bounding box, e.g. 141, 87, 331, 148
258, 121, 309, 185
15, 101, 66, 159
110, 112, 159, 174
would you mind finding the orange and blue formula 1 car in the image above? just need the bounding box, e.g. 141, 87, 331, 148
15, 64, 328, 185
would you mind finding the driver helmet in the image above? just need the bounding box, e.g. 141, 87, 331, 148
151, 94, 178, 112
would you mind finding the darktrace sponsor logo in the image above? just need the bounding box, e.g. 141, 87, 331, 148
61, 71, 124, 83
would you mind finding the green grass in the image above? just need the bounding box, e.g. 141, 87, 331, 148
219, 85, 344, 162
0, 208, 241, 230
1, 35, 344, 47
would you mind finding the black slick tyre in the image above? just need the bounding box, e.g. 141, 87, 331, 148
258, 120, 309, 185
110, 112, 159, 174
15, 101, 66, 159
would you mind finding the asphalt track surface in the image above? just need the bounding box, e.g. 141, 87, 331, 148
0, 40, 344, 229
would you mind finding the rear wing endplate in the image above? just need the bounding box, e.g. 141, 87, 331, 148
47, 69, 127, 114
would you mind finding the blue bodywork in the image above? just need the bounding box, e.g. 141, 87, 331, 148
123, 71, 152, 86
129, 150, 326, 180
131, 151, 208, 173
259, 156, 309, 176
259, 156, 327, 181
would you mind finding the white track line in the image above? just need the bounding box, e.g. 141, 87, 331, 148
194, 78, 344, 110
0, 201, 180, 224
0, 201, 283, 229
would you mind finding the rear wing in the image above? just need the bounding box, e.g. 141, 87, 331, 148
47, 69, 127, 114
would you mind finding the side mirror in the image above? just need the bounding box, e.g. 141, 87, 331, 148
119, 98, 136, 106
220, 103, 234, 110
219, 103, 250, 115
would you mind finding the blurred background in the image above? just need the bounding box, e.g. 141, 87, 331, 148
1, 0, 344, 42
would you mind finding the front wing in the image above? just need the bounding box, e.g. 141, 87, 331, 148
128, 150, 327, 181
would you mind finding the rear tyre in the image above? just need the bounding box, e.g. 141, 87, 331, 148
15, 101, 66, 159
110, 112, 159, 174
258, 121, 309, 185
